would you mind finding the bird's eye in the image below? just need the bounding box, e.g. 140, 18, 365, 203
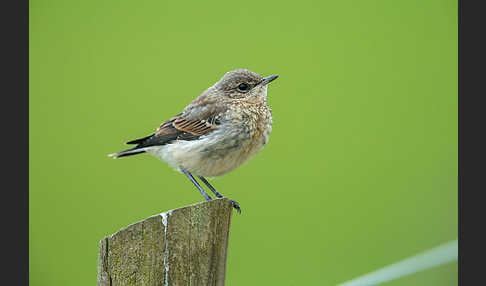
237, 83, 250, 92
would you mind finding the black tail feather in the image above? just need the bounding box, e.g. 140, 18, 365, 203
115, 149, 146, 158
108, 147, 147, 159
126, 134, 155, 145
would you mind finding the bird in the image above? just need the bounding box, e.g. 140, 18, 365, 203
108, 69, 279, 213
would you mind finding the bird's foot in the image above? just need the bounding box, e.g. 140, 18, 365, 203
229, 199, 242, 214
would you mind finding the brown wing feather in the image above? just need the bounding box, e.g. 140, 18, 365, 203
129, 113, 219, 147
123, 106, 223, 150
154, 110, 220, 136
171, 117, 218, 136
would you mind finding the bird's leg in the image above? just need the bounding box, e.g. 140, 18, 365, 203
197, 176, 223, 198
181, 169, 212, 201
198, 176, 241, 214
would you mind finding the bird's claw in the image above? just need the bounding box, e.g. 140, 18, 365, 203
229, 199, 242, 214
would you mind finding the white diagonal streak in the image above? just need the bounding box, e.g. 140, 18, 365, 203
336, 239, 458, 286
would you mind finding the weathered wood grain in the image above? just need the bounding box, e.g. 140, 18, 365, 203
97, 198, 233, 286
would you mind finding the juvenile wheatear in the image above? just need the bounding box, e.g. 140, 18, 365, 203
109, 69, 278, 213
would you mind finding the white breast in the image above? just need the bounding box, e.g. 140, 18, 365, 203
146, 119, 271, 178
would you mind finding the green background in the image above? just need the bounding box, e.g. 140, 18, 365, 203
30, 0, 457, 285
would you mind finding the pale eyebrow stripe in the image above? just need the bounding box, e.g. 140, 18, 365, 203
336, 239, 458, 286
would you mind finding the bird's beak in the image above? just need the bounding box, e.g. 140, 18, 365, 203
260, 75, 279, 86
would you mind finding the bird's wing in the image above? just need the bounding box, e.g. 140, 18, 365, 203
125, 111, 222, 148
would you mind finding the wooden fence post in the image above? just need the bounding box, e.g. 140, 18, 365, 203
97, 198, 233, 286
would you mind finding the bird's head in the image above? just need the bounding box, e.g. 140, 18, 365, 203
213, 69, 279, 102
